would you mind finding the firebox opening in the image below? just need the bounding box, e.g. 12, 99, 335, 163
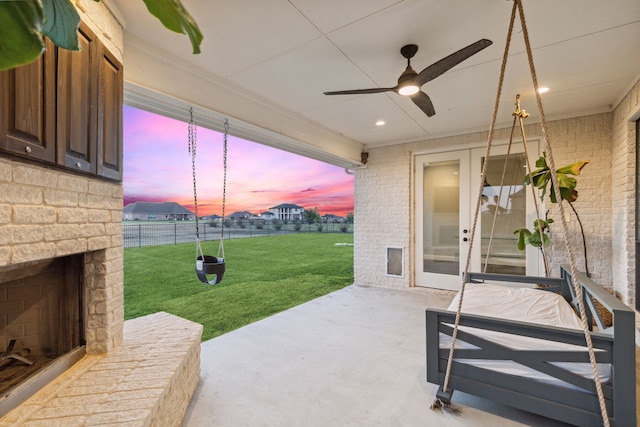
0, 254, 85, 404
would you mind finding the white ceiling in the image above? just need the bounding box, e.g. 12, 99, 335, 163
110, 0, 640, 163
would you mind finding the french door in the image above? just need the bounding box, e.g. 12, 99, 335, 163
414, 143, 540, 290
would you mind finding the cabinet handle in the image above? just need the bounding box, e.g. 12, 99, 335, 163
25, 146, 32, 154
76, 162, 82, 168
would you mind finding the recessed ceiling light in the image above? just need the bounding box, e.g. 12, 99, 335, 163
375, 120, 386, 126
537, 87, 549, 94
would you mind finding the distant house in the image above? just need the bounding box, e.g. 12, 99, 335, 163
322, 214, 343, 223
228, 211, 253, 220
123, 202, 195, 221
270, 203, 304, 221
259, 211, 276, 220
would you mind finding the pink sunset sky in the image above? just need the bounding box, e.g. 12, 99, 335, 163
123, 106, 354, 217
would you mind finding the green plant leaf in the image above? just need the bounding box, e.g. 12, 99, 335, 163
557, 160, 589, 176
534, 155, 548, 169
0, 0, 45, 71
527, 229, 544, 247
142, 0, 203, 54
524, 155, 589, 204
41, 0, 80, 50
514, 228, 530, 251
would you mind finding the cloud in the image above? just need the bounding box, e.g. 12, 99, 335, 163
123, 107, 354, 217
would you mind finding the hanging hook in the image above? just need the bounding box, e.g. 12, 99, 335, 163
512, 94, 529, 118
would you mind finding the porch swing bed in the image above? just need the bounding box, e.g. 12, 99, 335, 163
424, 1, 636, 425
425, 267, 636, 426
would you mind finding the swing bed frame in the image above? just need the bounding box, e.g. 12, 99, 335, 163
426, 266, 636, 426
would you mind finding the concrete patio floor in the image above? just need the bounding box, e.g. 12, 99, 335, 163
183, 285, 636, 426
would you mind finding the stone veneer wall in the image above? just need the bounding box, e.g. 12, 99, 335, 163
0, 159, 124, 353
355, 112, 619, 296
611, 78, 640, 307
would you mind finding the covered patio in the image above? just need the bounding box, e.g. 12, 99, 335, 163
184, 285, 639, 426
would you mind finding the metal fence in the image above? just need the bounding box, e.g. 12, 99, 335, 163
123, 220, 353, 248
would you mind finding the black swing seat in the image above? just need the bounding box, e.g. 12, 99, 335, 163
196, 255, 225, 285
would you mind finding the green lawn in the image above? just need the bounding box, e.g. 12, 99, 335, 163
124, 233, 354, 341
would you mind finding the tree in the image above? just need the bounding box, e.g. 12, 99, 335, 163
303, 207, 321, 225
345, 211, 354, 224
0, 0, 203, 71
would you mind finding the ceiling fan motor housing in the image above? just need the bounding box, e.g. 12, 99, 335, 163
398, 66, 418, 87
400, 44, 418, 59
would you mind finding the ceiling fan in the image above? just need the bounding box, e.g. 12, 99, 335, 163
324, 39, 493, 117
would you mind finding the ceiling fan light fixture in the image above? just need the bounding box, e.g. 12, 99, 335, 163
397, 66, 420, 96
398, 83, 420, 96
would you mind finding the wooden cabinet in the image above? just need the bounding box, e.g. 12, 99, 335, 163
0, 23, 123, 181
57, 24, 98, 174
0, 38, 57, 163
96, 45, 123, 181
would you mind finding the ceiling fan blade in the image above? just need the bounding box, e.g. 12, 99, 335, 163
411, 91, 436, 117
416, 39, 493, 86
324, 87, 396, 95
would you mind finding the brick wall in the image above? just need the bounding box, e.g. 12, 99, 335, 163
355, 112, 620, 296
611, 79, 640, 307
0, 158, 124, 353
355, 145, 411, 289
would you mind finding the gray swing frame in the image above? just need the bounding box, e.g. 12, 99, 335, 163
426, 266, 636, 426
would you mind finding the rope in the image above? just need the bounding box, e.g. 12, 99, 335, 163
438, 3, 608, 424
482, 114, 516, 273
515, 0, 609, 424
440, 0, 518, 397
516, 97, 552, 276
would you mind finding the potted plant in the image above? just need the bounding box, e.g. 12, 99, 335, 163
514, 153, 590, 277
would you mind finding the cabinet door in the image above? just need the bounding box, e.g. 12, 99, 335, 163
56, 23, 98, 174
0, 38, 56, 162
96, 43, 123, 181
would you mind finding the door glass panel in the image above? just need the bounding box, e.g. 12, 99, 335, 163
480, 153, 527, 274
423, 161, 460, 275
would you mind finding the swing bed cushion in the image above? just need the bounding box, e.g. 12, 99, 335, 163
196, 255, 225, 285
426, 266, 636, 426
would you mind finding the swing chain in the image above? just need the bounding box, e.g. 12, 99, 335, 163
220, 120, 228, 236
189, 108, 200, 243
217, 120, 229, 260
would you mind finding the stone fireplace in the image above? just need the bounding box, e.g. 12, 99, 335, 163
1, 95, 201, 427
0, 158, 125, 409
